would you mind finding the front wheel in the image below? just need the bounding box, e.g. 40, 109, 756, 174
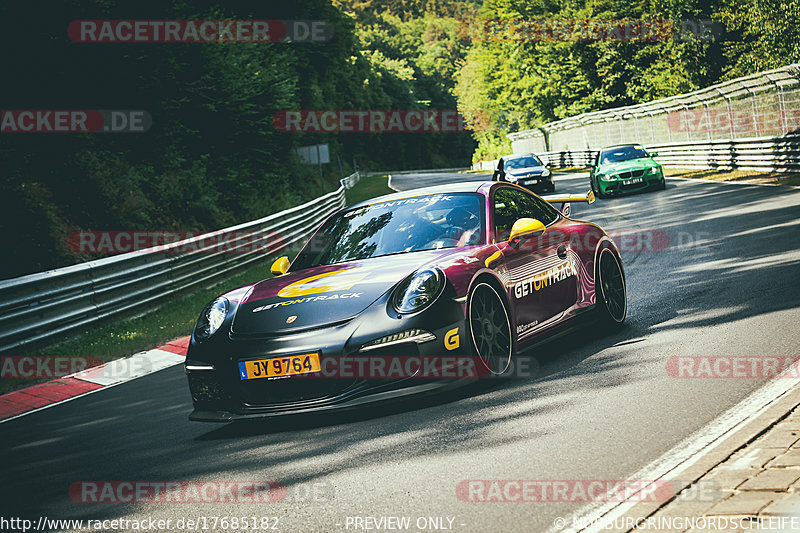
468, 283, 513, 375
596, 249, 626, 326
595, 178, 608, 199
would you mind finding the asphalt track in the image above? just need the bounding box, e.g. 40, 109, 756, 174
2, 171, 800, 532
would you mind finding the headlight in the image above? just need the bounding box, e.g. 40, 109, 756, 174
596, 173, 605, 180
195, 297, 229, 341
648, 166, 660, 175
542, 168, 551, 177
392, 268, 444, 314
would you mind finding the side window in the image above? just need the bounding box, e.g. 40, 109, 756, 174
525, 192, 560, 226
492, 188, 560, 242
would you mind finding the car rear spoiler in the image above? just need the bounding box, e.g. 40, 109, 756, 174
540, 191, 595, 217
540, 191, 595, 205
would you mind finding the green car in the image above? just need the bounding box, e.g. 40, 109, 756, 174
589, 144, 666, 198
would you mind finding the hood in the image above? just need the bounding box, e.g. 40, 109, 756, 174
507, 165, 546, 176
599, 157, 656, 174
231, 249, 458, 335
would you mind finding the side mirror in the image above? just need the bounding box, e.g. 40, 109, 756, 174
508, 218, 546, 246
650, 152, 659, 157
270, 256, 290, 276
545, 162, 552, 168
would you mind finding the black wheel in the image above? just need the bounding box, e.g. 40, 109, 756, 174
658, 177, 666, 190
596, 249, 626, 325
468, 283, 513, 374
589, 177, 606, 198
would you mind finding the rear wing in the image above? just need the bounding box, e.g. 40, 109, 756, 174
540, 190, 595, 205
540, 190, 595, 217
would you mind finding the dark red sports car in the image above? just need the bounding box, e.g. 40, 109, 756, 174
185, 182, 626, 421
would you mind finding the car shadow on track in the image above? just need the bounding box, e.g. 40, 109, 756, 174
195, 313, 640, 441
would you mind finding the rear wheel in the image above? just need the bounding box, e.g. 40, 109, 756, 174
596, 249, 626, 325
468, 283, 513, 374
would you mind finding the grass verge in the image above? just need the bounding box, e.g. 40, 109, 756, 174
0, 175, 393, 395
345, 173, 395, 205
551, 167, 590, 173
663, 167, 800, 186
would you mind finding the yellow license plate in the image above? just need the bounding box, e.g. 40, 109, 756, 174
239, 353, 321, 380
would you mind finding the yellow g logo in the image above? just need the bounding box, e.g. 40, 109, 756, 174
278, 269, 369, 298
445, 328, 460, 351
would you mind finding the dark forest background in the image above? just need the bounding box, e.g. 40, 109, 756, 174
1, 0, 796, 278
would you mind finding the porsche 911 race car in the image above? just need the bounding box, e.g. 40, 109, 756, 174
589, 144, 665, 198
185, 182, 626, 421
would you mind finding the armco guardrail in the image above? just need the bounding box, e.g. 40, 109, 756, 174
507, 64, 800, 155
538, 150, 596, 168
340, 170, 360, 189
474, 160, 497, 171
0, 172, 360, 354
472, 151, 596, 171
361, 167, 470, 177
473, 134, 800, 172
646, 134, 800, 171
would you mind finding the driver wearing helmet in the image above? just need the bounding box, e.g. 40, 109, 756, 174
442, 206, 480, 244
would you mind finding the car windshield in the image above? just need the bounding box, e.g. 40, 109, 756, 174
505, 156, 543, 169
600, 146, 650, 164
291, 193, 485, 270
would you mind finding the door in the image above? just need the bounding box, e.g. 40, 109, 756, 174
491, 187, 579, 338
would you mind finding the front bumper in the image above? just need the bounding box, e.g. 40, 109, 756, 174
185, 290, 473, 422
599, 171, 662, 195
510, 176, 553, 191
